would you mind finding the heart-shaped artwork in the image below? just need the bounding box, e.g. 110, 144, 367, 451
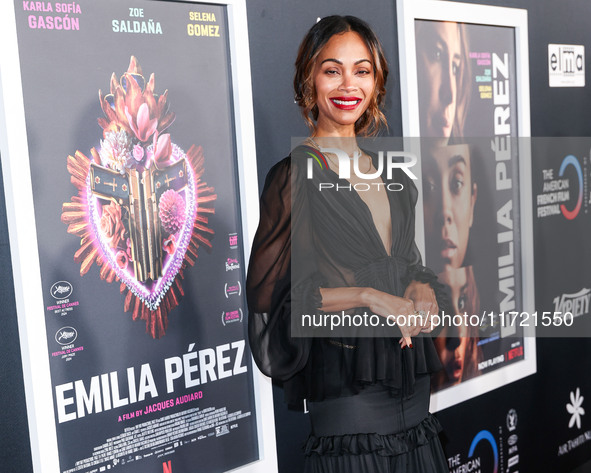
61, 57, 216, 338
87, 148, 197, 311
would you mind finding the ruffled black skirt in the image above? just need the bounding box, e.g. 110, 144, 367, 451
304, 375, 447, 473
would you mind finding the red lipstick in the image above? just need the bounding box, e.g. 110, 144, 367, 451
330, 96, 362, 110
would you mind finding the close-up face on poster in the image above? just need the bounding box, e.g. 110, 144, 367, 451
6, 0, 259, 472
412, 16, 529, 400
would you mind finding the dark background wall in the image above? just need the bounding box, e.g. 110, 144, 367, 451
2, 0, 591, 472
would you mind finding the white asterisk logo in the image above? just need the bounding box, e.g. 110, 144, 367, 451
566, 387, 585, 429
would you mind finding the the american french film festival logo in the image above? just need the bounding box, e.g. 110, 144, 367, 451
305, 147, 418, 191
447, 429, 500, 473
538, 154, 584, 220
559, 155, 584, 220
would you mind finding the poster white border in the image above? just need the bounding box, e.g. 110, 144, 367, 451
0, 0, 277, 472
396, 0, 536, 412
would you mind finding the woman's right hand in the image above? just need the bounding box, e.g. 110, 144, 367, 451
363, 288, 422, 348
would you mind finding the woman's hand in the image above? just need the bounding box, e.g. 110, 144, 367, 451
363, 288, 422, 348
319, 286, 430, 349
404, 281, 438, 337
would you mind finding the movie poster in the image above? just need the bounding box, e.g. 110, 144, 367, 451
11, 1, 258, 471
413, 19, 527, 397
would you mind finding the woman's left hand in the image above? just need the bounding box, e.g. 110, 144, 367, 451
400, 281, 438, 347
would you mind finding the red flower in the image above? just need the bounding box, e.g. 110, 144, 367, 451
116, 250, 129, 269
126, 103, 158, 142
163, 234, 177, 255
100, 203, 127, 249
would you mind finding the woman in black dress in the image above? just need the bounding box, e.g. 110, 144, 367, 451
247, 16, 450, 472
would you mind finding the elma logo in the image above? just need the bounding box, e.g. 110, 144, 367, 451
567, 388, 585, 429
559, 155, 583, 220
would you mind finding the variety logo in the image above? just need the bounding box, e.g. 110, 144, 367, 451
559, 155, 583, 219
225, 258, 240, 272
55, 326, 78, 344
567, 388, 585, 429
51, 281, 73, 299
553, 288, 591, 317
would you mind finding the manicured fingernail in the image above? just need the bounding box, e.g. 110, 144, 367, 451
409, 344, 414, 349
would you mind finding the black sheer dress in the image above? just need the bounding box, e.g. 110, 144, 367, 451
247, 146, 449, 472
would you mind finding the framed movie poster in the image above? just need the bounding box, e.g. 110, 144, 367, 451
397, 0, 536, 411
0, 0, 277, 472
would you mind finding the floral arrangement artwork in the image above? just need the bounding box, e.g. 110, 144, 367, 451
61, 57, 216, 338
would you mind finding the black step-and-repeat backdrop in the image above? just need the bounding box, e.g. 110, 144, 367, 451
2, 0, 591, 472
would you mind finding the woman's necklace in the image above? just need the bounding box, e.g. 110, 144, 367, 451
305, 137, 372, 174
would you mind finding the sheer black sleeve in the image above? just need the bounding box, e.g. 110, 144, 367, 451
246, 157, 324, 381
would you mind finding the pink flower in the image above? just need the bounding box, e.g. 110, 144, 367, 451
159, 190, 186, 234
125, 102, 158, 142
116, 250, 129, 269
98, 58, 175, 137
132, 144, 145, 162
153, 132, 173, 169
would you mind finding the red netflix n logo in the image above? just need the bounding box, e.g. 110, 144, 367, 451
163, 461, 172, 473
